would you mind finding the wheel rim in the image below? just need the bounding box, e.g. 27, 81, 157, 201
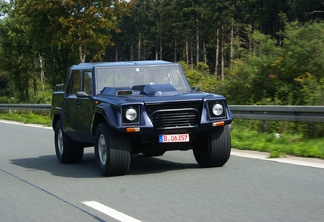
98, 134, 107, 166
57, 128, 64, 155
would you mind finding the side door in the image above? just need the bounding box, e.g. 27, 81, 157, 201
76, 70, 95, 143
63, 70, 81, 138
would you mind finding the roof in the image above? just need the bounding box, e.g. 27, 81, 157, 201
69, 60, 174, 70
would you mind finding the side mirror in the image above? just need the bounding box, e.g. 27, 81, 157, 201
76, 91, 90, 98
55, 84, 64, 92
192, 86, 200, 91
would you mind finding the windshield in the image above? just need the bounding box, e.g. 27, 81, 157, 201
95, 64, 190, 94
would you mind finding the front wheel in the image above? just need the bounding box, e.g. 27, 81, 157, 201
95, 123, 131, 177
54, 120, 84, 163
193, 125, 231, 167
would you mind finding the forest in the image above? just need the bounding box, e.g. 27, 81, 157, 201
0, 0, 323, 106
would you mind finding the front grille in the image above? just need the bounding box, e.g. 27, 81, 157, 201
146, 101, 202, 129
152, 109, 199, 128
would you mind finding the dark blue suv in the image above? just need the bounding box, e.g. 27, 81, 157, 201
51, 60, 233, 176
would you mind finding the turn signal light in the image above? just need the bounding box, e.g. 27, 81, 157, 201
126, 128, 140, 133
212, 121, 225, 127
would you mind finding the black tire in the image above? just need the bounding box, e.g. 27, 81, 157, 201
54, 120, 84, 163
193, 125, 231, 167
94, 123, 131, 177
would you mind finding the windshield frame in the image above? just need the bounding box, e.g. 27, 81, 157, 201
94, 64, 190, 95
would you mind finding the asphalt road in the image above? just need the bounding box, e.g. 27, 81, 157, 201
1, 121, 324, 222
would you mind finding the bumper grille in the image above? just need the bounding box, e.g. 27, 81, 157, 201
152, 110, 199, 128
145, 101, 202, 129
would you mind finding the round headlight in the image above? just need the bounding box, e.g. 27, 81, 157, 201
212, 103, 224, 116
125, 107, 138, 121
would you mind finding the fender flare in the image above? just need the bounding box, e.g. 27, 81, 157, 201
92, 104, 118, 133
51, 107, 64, 130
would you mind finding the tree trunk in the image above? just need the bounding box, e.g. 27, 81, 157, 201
138, 32, 141, 60
143, 35, 146, 60
203, 42, 207, 65
33, 72, 38, 97
221, 26, 225, 81
130, 41, 134, 61
159, 31, 163, 60
24, 75, 30, 101
230, 21, 234, 70
39, 54, 45, 91
214, 28, 219, 78
174, 37, 177, 62
79, 44, 86, 63
159, 15, 163, 60
186, 32, 189, 65
115, 44, 118, 61
196, 18, 199, 65
190, 41, 193, 68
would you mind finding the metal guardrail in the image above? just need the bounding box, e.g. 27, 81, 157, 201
0, 104, 323, 122
0, 104, 51, 112
230, 105, 324, 123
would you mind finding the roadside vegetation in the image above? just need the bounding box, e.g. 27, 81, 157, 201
231, 120, 324, 159
0, 112, 51, 126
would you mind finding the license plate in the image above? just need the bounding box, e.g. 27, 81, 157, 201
159, 134, 189, 143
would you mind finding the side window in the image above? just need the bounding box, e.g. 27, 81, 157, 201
83, 71, 93, 95
69, 70, 81, 95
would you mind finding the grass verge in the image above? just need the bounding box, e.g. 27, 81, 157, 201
231, 123, 324, 159
0, 112, 51, 127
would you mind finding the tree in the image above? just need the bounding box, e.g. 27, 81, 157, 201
0, 0, 132, 102
51, 0, 130, 62
0, 0, 35, 101
274, 21, 324, 105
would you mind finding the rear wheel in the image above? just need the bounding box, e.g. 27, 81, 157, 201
95, 123, 131, 177
54, 120, 84, 163
193, 125, 231, 167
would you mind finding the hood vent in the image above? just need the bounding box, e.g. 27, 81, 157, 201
132, 84, 180, 97
101, 87, 132, 96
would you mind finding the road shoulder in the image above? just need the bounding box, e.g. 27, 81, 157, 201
231, 148, 324, 169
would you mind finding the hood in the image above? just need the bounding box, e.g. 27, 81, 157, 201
98, 84, 224, 104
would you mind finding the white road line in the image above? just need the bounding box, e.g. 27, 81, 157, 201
82, 201, 142, 222
0, 119, 52, 129
231, 149, 324, 169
